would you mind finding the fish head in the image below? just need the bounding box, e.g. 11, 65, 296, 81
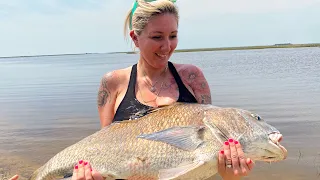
203, 107, 287, 163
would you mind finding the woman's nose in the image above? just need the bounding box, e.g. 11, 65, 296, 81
160, 38, 171, 52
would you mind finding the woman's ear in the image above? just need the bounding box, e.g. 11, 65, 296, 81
130, 30, 139, 47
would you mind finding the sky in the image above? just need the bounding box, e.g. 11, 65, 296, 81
0, 0, 319, 57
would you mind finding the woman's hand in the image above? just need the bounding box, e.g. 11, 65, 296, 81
9, 175, 19, 180
72, 160, 104, 180
218, 138, 255, 180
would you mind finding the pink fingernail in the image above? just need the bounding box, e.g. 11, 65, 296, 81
224, 141, 229, 145
84, 162, 88, 166
75, 165, 78, 169
79, 160, 83, 164
228, 138, 233, 143
220, 150, 224, 154
235, 140, 239, 144
90, 168, 93, 172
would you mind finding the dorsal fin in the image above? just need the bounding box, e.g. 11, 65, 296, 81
133, 102, 186, 118
113, 102, 191, 125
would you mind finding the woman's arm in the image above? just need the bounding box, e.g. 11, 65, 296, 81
97, 71, 119, 128
179, 64, 212, 104
179, 64, 255, 179
9, 175, 19, 180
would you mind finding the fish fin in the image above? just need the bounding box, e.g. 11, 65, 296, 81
137, 126, 205, 151
203, 116, 228, 145
158, 161, 205, 180
113, 104, 175, 123
134, 102, 188, 118
132, 104, 169, 117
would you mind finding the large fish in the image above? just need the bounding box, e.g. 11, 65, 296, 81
29, 103, 287, 180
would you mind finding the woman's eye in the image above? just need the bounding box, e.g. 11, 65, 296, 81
151, 36, 176, 40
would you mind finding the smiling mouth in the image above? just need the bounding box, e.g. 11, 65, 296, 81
155, 53, 167, 58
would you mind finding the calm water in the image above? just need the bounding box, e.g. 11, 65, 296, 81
0, 47, 319, 179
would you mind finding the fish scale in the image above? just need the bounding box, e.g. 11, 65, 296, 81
29, 103, 287, 180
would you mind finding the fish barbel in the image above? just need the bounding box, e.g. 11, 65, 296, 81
29, 103, 287, 180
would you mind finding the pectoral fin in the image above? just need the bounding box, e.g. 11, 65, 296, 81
158, 161, 205, 180
137, 126, 205, 151
203, 117, 228, 145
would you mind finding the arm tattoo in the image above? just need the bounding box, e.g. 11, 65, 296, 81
97, 74, 112, 107
188, 72, 197, 82
200, 94, 212, 104
197, 81, 212, 104
201, 82, 207, 89
181, 66, 212, 104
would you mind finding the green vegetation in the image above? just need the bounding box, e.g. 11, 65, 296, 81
116, 43, 320, 54
1, 43, 319, 58
174, 43, 320, 53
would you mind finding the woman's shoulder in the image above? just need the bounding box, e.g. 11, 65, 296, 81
99, 66, 133, 90
170, 62, 204, 79
103, 66, 131, 79
170, 62, 211, 104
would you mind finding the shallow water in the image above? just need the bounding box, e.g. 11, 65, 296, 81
0, 47, 319, 179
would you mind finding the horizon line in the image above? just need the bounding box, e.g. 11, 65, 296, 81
1, 42, 319, 59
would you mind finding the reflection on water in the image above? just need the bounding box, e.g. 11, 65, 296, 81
0, 47, 320, 179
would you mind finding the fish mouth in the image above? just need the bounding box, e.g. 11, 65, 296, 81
261, 132, 288, 162
262, 141, 287, 162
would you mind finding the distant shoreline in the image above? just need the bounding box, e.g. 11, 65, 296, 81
173, 43, 320, 53
0, 53, 97, 59
124, 43, 320, 54
1, 43, 319, 58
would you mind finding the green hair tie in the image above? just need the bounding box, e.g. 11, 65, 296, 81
129, 0, 177, 30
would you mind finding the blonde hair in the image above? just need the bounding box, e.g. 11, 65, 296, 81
124, 0, 179, 39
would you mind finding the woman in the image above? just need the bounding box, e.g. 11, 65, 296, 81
92, 0, 254, 179
9, 0, 254, 179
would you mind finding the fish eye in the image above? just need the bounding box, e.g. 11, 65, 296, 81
251, 113, 262, 121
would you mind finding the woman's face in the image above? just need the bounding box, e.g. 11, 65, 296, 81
132, 13, 178, 69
